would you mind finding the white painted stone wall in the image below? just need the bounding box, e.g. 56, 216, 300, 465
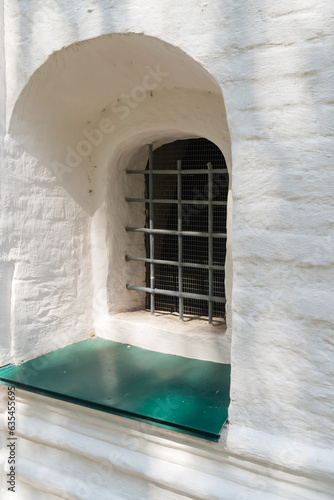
0, 1, 4, 135
1, 390, 334, 500
1, 0, 334, 498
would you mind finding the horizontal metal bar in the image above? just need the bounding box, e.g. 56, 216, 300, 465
125, 255, 225, 271
126, 169, 228, 175
126, 198, 227, 205
125, 227, 227, 238
126, 285, 226, 303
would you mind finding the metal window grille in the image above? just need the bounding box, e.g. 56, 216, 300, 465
126, 139, 229, 324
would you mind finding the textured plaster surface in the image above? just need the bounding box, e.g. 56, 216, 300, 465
0, 0, 334, 498
0, 1, 5, 133
0, 134, 93, 365
1, 391, 333, 500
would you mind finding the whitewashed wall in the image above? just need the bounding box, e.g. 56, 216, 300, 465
0, 134, 93, 365
1, 390, 333, 500
1, 0, 334, 498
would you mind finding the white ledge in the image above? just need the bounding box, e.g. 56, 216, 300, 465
95, 310, 230, 363
9, 391, 334, 500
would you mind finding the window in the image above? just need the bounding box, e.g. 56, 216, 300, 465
0, 142, 231, 442
126, 139, 229, 324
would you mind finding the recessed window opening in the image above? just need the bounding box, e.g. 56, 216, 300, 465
126, 138, 228, 324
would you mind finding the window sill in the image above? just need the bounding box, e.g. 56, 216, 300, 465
0, 337, 230, 442
96, 310, 231, 364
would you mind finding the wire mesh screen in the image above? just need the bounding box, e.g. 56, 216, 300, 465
149, 139, 227, 320
125, 138, 228, 323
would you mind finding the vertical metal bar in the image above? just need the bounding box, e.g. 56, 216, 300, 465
149, 144, 155, 314
208, 162, 213, 324
177, 160, 183, 320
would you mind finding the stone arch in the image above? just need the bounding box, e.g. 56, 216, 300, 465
9, 33, 231, 211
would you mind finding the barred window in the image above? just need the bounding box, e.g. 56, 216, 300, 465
126, 138, 229, 324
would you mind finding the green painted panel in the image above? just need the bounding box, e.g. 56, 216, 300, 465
0, 338, 230, 441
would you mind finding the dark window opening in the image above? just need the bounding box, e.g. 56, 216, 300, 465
126, 138, 229, 323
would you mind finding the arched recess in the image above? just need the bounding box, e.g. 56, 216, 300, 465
9, 33, 232, 361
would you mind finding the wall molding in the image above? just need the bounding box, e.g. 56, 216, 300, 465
8, 391, 334, 500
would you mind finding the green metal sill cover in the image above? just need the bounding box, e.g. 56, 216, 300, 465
0, 337, 230, 442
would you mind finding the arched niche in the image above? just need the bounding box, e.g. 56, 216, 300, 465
9, 32, 232, 360
9, 33, 231, 214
